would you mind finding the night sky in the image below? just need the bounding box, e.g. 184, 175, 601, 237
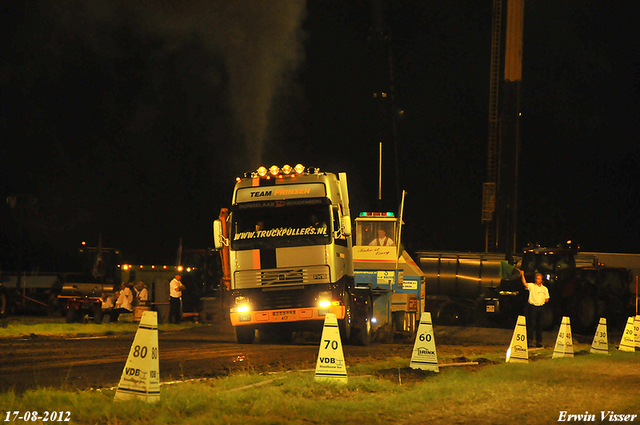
1, 1, 639, 271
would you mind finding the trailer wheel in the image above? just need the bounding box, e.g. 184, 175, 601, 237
235, 326, 256, 344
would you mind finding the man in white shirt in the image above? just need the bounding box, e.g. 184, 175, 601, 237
107, 283, 134, 322
137, 281, 149, 305
520, 270, 550, 347
169, 275, 185, 324
94, 292, 114, 323
369, 228, 396, 246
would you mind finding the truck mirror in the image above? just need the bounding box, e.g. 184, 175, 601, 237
341, 216, 352, 237
213, 219, 223, 249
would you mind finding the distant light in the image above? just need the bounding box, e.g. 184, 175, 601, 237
81, 241, 86, 246
177, 265, 184, 272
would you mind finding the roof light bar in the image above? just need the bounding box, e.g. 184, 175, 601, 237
359, 212, 395, 217
238, 164, 316, 180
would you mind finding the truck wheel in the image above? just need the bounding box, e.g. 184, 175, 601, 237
570, 293, 597, 333
541, 307, 554, 331
0, 292, 7, 318
65, 307, 79, 324
437, 302, 464, 325
338, 296, 353, 342
235, 326, 256, 344
392, 311, 405, 332
350, 295, 373, 346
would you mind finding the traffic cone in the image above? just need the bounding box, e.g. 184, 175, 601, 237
590, 317, 609, 355
618, 317, 636, 352
635, 315, 640, 350
506, 315, 528, 363
314, 313, 348, 384
410, 312, 439, 372
552, 316, 574, 358
114, 311, 160, 402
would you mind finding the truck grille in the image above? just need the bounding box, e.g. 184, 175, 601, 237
261, 288, 308, 310
234, 265, 330, 289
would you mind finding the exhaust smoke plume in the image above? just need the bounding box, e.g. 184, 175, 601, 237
144, 1, 308, 167
45, 0, 307, 168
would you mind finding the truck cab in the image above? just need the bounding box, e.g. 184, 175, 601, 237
214, 164, 372, 345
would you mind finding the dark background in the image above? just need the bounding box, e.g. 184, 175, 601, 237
1, 1, 639, 271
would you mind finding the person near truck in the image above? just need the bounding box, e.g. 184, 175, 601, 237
520, 270, 550, 347
107, 282, 134, 322
137, 281, 149, 305
169, 274, 185, 324
94, 292, 114, 323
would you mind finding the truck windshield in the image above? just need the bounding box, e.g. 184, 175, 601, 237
231, 199, 332, 250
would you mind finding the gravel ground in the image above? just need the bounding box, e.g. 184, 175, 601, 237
0, 316, 614, 393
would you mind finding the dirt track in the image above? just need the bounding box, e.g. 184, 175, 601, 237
0, 320, 603, 393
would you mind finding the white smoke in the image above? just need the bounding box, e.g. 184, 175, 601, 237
144, 1, 308, 166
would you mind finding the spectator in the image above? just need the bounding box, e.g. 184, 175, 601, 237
169, 275, 185, 324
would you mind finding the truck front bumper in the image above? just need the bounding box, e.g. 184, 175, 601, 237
230, 305, 345, 327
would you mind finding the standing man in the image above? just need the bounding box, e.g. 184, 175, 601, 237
520, 270, 550, 347
169, 274, 185, 324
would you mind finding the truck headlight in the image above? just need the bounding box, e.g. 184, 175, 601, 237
318, 290, 333, 308
232, 297, 250, 314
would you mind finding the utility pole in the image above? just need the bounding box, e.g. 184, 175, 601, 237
370, 0, 400, 212
483, 0, 524, 256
